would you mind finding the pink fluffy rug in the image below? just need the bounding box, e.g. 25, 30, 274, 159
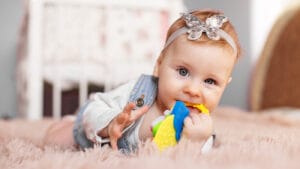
1, 107, 300, 169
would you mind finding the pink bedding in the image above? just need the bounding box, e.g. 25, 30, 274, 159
1, 107, 300, 169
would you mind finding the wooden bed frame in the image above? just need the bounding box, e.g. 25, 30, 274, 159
250, 4, 300, 111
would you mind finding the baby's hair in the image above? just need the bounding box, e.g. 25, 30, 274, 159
164, 9, 241, 60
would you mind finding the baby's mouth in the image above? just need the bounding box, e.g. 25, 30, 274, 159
186, 106, 200, 114
185, 102, 210, 115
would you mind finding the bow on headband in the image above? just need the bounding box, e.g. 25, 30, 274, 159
182, 13, 228, 41
164, 12, 237, 56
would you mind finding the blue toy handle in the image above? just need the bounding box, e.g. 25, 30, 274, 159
172, 101, 190, 141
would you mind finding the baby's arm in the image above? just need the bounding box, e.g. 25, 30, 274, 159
105, 102, 148, 149
81, 81, 135, 146
83, 100, 148, 150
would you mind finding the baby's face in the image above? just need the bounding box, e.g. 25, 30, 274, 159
154, 36, 236, 113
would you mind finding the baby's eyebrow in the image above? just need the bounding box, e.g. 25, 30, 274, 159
173, 60, 192, 69
207, 73, 227, 84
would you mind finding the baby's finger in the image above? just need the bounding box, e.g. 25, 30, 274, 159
116, 103, 135, 124
130, 106, 149, 121
190, 113, 201, 124
123, 102, 136, 114
184, 116, 193, 128
116, 112, 129, 124
109, 125, 122, 150
110, 137, 118, 150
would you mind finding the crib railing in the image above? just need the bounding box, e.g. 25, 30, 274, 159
18, 0, 184, 119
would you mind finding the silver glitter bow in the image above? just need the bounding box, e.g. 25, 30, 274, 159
182, 13, 229, 41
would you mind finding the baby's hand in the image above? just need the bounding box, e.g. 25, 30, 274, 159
108, 102, 149, 150
181, 113, 213, 142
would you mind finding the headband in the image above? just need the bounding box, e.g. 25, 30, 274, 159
164, 12, 237, 56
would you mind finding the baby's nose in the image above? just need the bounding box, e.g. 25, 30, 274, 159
185, 82, 202, 97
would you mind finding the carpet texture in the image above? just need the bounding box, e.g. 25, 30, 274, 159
1, 107, 300, 169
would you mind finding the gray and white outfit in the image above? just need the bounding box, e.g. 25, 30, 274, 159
73, 74, 215, 153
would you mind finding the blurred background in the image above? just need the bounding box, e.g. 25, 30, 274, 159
0, 0, 298, 119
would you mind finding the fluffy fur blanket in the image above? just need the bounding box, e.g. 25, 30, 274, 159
1, 107, 300, 169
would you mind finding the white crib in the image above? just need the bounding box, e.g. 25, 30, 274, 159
17, 0, 184, 119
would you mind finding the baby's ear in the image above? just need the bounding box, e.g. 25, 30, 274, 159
153, 54, 163, 76
153, 64, 159, 76
227, 77, 232, 84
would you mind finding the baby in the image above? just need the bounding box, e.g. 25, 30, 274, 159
44, 9, 241, 153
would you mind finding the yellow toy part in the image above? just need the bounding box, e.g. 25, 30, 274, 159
185, 103, 210, 115
152, 101, 210, 151
153, 115, 177, 151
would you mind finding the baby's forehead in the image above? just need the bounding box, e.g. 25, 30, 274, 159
169, 35, 233, 54
166, 38, 236, 67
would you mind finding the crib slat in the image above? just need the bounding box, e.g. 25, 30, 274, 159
27, 0, 43, 120
53, 78, 62, 119
79, 77, 88, 107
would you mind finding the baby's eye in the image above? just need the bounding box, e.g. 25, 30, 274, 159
204, 78, 216, 85
177, 67, 189, 77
